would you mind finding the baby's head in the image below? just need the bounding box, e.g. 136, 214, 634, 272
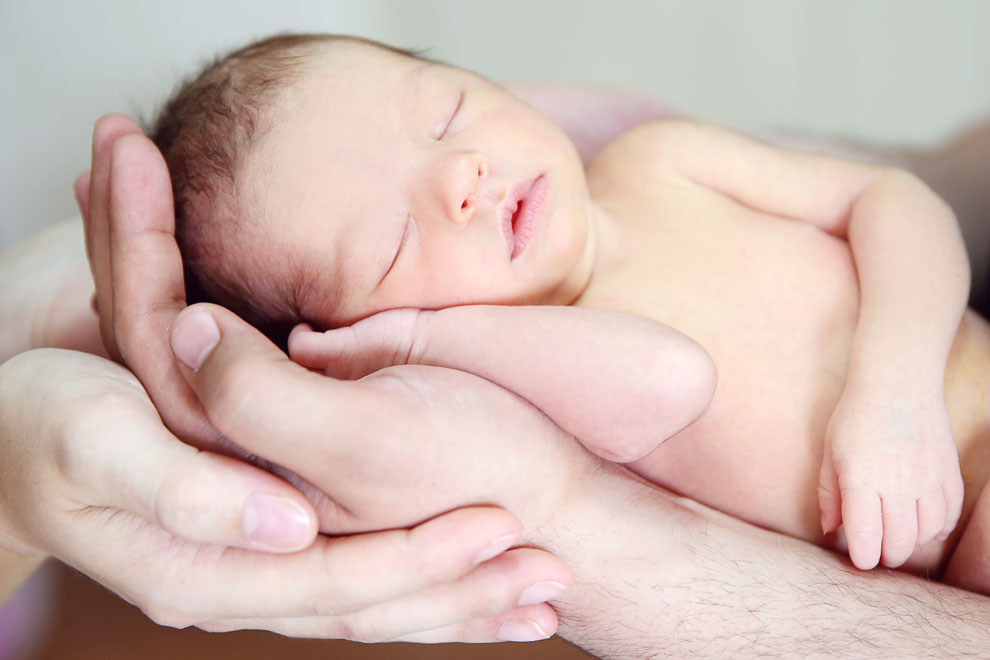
152, 33, 594, 337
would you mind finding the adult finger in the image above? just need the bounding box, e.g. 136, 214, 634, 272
335, 547, 569, 642
87, 114, 143, 362
107, 132, 221, 448
58, 506, 530, 624
395, 604, 557, 643
169, 304, 386, 474
66, 409, 317, 552
210, 603, 558, 643
73, 170, 91, 225
205, 548, 566, 643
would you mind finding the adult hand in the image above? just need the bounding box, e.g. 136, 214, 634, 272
74, 114, 571, 642
77, 114, 219, 449
0, 349, 563, 642
169, 303, 601, 537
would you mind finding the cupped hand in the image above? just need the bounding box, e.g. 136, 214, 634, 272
817, 388, 965, 570
173, 304, 600, 538
71, 114, 571, 641
0, 349, 565, 642
76, 114, 219, 449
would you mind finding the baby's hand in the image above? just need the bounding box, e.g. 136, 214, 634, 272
818, 388, 964, 570
289, 308, 433, 379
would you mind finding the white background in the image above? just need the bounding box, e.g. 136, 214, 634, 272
3, 0, 989, 250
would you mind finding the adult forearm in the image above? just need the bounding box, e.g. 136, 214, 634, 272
543, 465, 989, 659
0, 219, 103, 361
846, 172, 969, 389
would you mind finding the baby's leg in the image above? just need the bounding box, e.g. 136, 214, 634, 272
942, 482, 990, 595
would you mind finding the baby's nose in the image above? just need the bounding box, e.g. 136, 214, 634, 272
445, 151, 489, 225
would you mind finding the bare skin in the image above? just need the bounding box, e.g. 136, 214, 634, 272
235, 42, 984, 580
61, 100, 990, 658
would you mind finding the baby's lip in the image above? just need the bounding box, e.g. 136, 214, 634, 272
499, 175, 547, 260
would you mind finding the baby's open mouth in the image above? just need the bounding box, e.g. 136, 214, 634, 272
501, 175, 548, 260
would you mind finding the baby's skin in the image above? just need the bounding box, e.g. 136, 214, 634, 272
218, 40, 988, 586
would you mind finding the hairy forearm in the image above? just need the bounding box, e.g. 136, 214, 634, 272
543, 466, 989, 659
0, 219, 104, 362
845, 172, 970, 390
416, 305, 716, 462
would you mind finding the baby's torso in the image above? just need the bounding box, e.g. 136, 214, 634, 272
578, 125, 990, 570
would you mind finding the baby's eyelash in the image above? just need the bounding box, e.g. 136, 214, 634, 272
378, 216, 412, 286
436, 90, 464, 140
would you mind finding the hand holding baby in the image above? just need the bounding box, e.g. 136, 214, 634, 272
818, 381, 964, 570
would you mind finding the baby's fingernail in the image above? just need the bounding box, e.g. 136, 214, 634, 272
243, 492, 313, 551
473, 532, 518, 566
171, 310, 220, 371
498, 619, 549, 642
518, 580, 568, 606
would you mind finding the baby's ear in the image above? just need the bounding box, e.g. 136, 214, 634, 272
287, 323, 332, 371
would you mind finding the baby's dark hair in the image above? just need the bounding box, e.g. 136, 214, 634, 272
150, 33, 418, 341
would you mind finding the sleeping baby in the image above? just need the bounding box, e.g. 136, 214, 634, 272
151, 33, 989, 591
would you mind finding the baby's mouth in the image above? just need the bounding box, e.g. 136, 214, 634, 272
500, 175, 548, 260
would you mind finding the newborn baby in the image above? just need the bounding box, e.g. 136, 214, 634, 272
152, 33, 989, 590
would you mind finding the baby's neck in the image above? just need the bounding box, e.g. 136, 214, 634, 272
560, 200, 623, 306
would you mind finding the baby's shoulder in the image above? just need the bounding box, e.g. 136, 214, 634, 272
586, 119, 700, 195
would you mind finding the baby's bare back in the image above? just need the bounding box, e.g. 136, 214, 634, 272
578, 129, 990, 573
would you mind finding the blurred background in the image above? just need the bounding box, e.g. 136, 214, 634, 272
3, 0, 990, 251
1, 1, 988, 658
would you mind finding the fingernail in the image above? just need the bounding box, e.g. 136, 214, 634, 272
518, 580, 568, 606
498, 619, 549, 642
171, 310, 220, 371
473, 533, 518, 566
243, 492, 313, 551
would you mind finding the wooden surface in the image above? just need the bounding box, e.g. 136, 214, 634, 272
29, 562, 595, 660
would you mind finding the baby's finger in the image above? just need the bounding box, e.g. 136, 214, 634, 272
880, 496, 918, 568
916, 490, 946, 547
817, 453, 842, 534
841, 488, 882, 570
940, 473, 965, 541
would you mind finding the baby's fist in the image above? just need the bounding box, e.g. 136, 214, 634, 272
289, 308, 432, 379
818, 392, 964, 570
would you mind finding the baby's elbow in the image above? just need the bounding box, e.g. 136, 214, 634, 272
606, 340, 717, 463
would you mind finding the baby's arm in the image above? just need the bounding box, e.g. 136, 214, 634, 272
289, 305, 717, 463
634, 120, 968, 570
